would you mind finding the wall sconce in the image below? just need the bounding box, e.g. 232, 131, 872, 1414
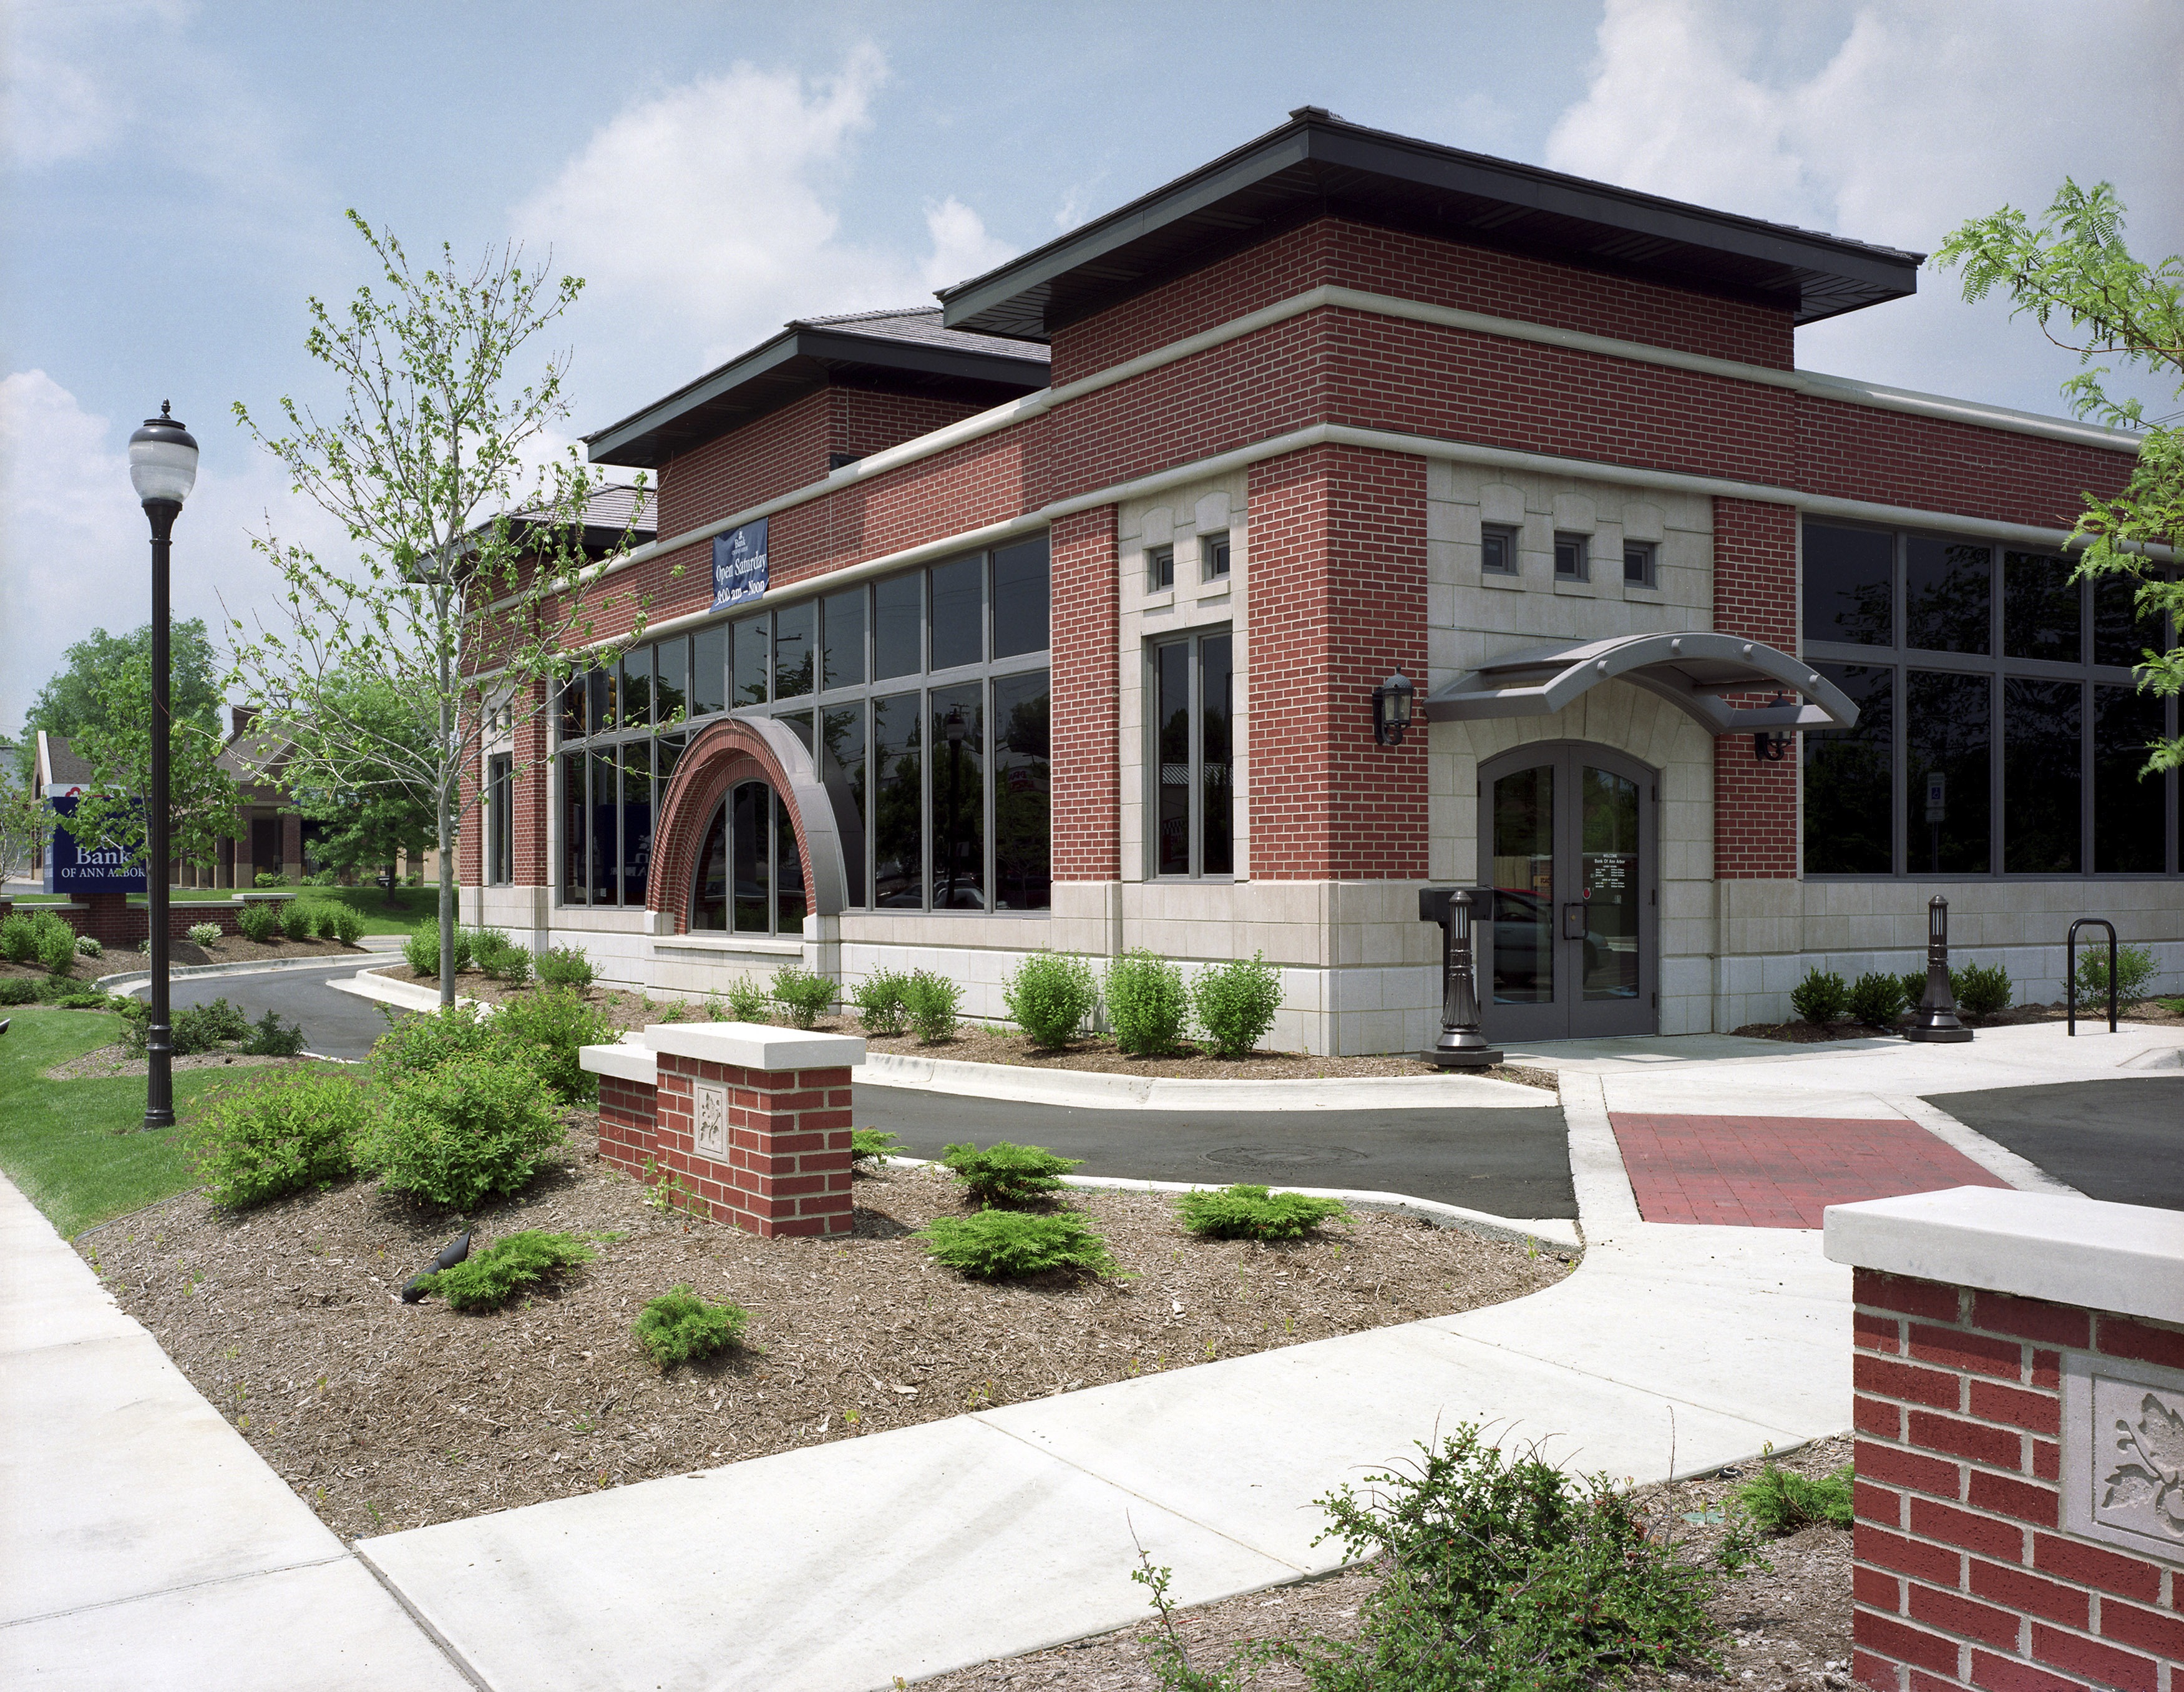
1372, 669, 1415, 746
1752, 692, 1792, 761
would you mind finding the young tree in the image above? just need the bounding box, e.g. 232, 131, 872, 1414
286, 674, 438, 904
64, 652, 243, 876
1937, 179, 2183, 772
0, 767, 47, 886
230, 213, 658, 1004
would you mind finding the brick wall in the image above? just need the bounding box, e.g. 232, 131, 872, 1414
1713, 497, 1800, 878
1049, 504, 1120, 882
1246, 443, 1430, 879
652, 1053, 854, 1237
1852, 1266, 2184, 1692
595, 1073, 658, 1181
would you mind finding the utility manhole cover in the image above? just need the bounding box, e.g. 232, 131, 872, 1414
1201, 1145, 1370, 1170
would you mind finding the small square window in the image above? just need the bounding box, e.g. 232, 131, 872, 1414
1481, 524, 1519, 577
1149, 545, 1175, 590
1202, 532, 1231, 579
1624, 541, 1657, 588
1554, 532, 1589, 580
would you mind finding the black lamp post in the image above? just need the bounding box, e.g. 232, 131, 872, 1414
128, 403, 198, 1130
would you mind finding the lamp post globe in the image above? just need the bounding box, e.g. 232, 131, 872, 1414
129, 403, 197, 1131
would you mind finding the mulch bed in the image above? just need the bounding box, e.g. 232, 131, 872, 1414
917, 1433, 1856, 1691
0, 932, 362, 993
80, 1117, 1571, 1542
44, 1043, 301, 1082
367, 966, 1561, 1089
1734, 997, 2184, 1044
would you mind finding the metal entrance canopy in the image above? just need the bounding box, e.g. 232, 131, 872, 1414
1421, 631, 1858, 734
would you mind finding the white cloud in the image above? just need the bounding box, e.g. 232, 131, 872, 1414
514, 44, 1018, 391
1544, 0, 2184, 418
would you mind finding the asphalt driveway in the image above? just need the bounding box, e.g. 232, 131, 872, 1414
1923, 1077, 2184, 1210
162, 959, 391, 1061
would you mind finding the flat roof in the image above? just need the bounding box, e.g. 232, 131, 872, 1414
586, 310, 1051, 469
940, 108, 1923, 340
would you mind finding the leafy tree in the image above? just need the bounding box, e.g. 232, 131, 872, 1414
64, 652, 241, 875
285, 673, 438, 902
17, 619, 225, 779
228, 213, 656, 1004
1938, 179, 2182, 773
0, 767, 46, 884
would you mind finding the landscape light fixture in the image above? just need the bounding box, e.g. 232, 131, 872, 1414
1372, 669, 1415, 746
127, 402, 198, 1130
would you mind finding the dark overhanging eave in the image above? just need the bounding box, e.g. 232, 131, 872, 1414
939, 112, 1923, 341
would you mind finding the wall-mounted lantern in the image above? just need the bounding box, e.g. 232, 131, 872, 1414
1372, 669, 1415, 746
1752, 692, 1792, 761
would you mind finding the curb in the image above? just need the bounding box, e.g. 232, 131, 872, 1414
327, 968, 487, 1016
95, 951, 376, 997
879, 1157, 1584, 1253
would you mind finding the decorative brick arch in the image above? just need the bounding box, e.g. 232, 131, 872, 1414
647, 716, 851, 932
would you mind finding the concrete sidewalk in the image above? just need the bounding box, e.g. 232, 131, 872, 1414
0, 1176, 468, 1691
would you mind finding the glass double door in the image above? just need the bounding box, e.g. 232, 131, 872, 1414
1480, 744, 1655, 1042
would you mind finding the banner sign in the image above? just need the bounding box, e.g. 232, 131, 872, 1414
711, 518, 768, 610
43, 795, 146, 894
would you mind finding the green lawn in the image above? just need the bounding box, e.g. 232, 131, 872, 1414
291, 884, 441, 934
0, 1005, 329, 1238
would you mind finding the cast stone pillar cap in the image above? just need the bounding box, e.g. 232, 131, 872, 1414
645, 1022, 865, 1073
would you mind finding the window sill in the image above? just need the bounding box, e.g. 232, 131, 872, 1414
653, 933, 806, 956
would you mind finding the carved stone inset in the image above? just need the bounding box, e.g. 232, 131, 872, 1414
2062, 1349, 2184, 1565
691, 1081, 728, 1163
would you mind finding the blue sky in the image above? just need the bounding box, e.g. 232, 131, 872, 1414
4, 0, 2180, 735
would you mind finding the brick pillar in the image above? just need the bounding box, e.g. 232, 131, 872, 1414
1050, 504, 1119, 884
640, 1024, 863, 1238
1712, 497, 1800, 878
280, 812, 303, 878
1246, 443, 1429, 879
588, 1051, 660, 1182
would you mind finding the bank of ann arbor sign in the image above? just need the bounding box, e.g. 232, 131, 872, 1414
43, 793, 146, 894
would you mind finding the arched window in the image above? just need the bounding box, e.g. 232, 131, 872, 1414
690, 781, 806, 936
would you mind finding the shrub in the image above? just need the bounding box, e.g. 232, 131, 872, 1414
468, 926, 517, 975
917, 1210, 1118, 1279
53, 992, 113, 1010
2074, 942, 2160, 1009
186, 921, 223, 947
1191, 953, 1284, 1059
278, 900, 315, 941
241, 1008, 308, 1057
74, 934, 102, 958
724, 976, 770, 1021
851, 970, 910, 1037
633, 1285, 752, 1367
1789, 967, 1848, 1025
236, 901, 281, 944
490, 944, 532, 987
35, 914, 77, 976
1737, 1459, 1855, 1533
901, 969, 962, 1043
940, 1140, 1081, 1208
1897, 969, 1931, 1010
1, 912, 40, 963
851, 1127, 905, 1168
253, 870, 288, 888
369, 1002, 499, 1085
184, 1070, 368, 1208
115, 997, 150, 1052
402, 919, 472, 977
1002, 952, 1098, 1049
366, 1055, 566, 1210
306, 868, 341, 886
535, 945, 594, 989
487, 986, 616, 1103
173, 997, 250, 1055
1176, 1183, 1351, 1241
417, 1230, 597, 1311
1951, 961, 2012, 1017
1846, 971, 1906, 1028
771, 966, 839, 1029
1104, 949, 1188, 1056
0, 978, 40, 1005
324, 904, 364, 946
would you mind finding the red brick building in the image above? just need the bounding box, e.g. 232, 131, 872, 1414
462, 109, 2177, 1052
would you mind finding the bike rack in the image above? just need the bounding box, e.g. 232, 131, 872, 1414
2065, 917, 2118, 1036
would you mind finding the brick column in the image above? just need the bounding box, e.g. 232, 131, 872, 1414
1712, 497, 1800, 878
1828, 1188, 2184, 1692
583, 1042, 660, 1181
1050, 504, 1119, 884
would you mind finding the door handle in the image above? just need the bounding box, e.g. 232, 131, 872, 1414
1562, 903, 1587, 939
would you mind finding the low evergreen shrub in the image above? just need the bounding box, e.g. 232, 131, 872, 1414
724, 976, 769, 1020
186, 921, 223, 947
1951, 961, 2012, 1017
1896, 970, 1931, 1010
402, 919, 472, 977
851, 969, 910, 1036
418, 1230, 597, 1311
900, 969, 961, 1042
236, 902, 281, 944
1176, 1183, 1351, 1241
633, 1285, 752, 1366
279, 901, 315, 941
771, 966, 839, 1029
74, 933, 102, 957
1104, 949, 1188, 1055
1737, 1459, 1855, 1533
917, 1210, 1118, 1279
184, 1069, 367, 1208
535, 945, 595, 989
851, 1127, 905, 1168
1846, 972, 1906, 1027
173, 997, 250, 1055
1191, 954, 1284, 1059
241, 1008, 308, 1057
940, 1140, 1081, 1208
1002, 952, 1097, 1049
2074, 942, 2159, 1008
0, 979, 37, 1005
488, 987, 615, 1103
1789, 967, 1848, 1025
366, 1055, 565, 1210
53, 992, 114, 1010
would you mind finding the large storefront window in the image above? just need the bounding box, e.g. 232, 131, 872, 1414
1800, 521, 2178, 877
555, 532, 1051, 912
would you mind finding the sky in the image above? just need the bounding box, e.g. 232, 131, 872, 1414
4, 0, 2180, 738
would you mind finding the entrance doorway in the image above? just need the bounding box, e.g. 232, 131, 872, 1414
1478, 743, 1657, 1042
